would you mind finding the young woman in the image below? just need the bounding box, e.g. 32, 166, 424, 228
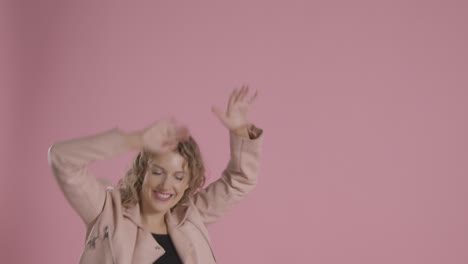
48, 86, 263, 263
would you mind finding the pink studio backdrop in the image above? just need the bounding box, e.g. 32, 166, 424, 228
2, 1, 468, 263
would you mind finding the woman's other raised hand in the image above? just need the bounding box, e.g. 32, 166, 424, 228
211, 85, 258, 137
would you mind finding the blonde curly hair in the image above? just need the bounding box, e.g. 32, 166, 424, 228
118, 136, 206, 208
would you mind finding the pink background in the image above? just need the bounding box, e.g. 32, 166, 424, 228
2, 0, 468, 263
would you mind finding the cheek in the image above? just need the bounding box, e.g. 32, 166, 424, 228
139, 180, 149, 195
141, 175, 157, 190
181, 183, 190, 194
174, 181, 189, 194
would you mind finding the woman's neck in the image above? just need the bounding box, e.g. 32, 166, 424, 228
140, 210, 168, 234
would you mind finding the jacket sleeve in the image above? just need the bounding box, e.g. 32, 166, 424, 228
192, 125, 263, 224
48, 128, 132, 226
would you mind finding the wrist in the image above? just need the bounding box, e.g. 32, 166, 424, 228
230, 124, 263, 139
230, 124, 250, 138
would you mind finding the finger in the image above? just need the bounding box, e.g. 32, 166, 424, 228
160, 145, 177, 153
227, 88, 238, 112
165, 121, 177, 137
175, 126, 190, 141
211, 106, 229, 127
162, 140, 178, 151
234, 85, 246, 103
248, 90, 258, 105
239, 85, 250, 102
162, 138, 176, 146
211, 106, 224, 120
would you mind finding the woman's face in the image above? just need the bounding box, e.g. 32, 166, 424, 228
139, 151, 190, 215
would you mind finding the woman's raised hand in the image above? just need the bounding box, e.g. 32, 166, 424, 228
212, 85, 258, 136
128, 119, 189, 154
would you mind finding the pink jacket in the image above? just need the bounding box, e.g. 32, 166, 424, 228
48, 127, 262, 264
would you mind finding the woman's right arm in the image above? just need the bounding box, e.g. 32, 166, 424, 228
48, 121, 189, 226
48, 128, 137, 226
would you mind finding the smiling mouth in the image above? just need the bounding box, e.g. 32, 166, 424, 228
153, 191, 173, 202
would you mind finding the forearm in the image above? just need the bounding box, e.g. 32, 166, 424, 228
194, 125, 263, 224
226, 125, 263, 186
49, 128, 140, 168
48, 128, 139, 225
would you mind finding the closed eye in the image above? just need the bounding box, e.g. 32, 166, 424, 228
175, 173, 185, 181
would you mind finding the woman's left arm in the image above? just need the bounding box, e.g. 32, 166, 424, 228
193, 85, 264, 224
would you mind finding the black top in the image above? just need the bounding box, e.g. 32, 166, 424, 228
152, 233, 183, 264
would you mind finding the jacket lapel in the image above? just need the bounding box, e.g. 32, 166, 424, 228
123, 202, 197, 263
123, 204, 164, 263
131, 228, 164, 263
166, 207, 196, 263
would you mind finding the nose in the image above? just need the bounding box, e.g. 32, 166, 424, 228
158, 176, 172, 190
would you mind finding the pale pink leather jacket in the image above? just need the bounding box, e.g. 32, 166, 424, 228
48, 127, 262, 264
